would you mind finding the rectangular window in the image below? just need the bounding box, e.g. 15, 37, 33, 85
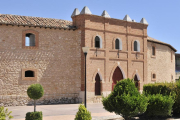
151, 73, 156, 81
22, 68, 37, 81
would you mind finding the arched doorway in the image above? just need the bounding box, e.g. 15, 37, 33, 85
134, 74, 139, 90
95, 73, 101, 95
112, 67, 124, 90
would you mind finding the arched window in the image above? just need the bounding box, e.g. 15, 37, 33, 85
95, 36, 102, 48
115, 39, 122, 50
25, 33, 35, 46
152, 46, 155, 56
25, 70, 34, 77
115, 39, 119, 49
134, 40, 140, 52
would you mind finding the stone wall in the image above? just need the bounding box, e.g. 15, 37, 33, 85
0, 25, 82, 106
147, 41, 175, 83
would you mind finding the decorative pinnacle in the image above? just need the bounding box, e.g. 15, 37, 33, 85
80, 6, 92, 15
101, 10, 110, 18
71, 8, 80, 17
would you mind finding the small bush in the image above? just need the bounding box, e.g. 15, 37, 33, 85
0, 106, 13, 120
75, 104, 92, 120
27, 84, 44, 100
102, 78, 148, 119
145, 94, 174, 117
25, 111, 42, 120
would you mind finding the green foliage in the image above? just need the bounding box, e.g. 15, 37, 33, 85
143, 82, 180, 115
113, 78, 140, 96
27, 84, 44, 100
25, 111, 42, 120
173, 81, 180, 115
0, 106, 13, 120
145, 94, 174, 117
75, 104, 92, 120
143, 82, 176, 96
102, 78, 148, 119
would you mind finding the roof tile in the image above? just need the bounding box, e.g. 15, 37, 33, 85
0, 14, 75, 29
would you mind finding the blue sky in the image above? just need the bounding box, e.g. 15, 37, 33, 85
1, 0, 180, 52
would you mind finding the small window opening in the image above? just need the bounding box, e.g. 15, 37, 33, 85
152, 46, 155, 56
95, 36, 100, 48
25, 70, 34, 77
153, 74, 156, 79
25, 33, 35, 46
134, 41, 138, 51
115, 39, 119, 49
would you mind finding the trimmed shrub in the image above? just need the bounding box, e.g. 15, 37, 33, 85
143, 82, 176, 96
145, 94, 174, 117
143, 82, 180, 115
25, 111, 42, 120
102, 78, 148, 119
75, 104, 92, 120
27, 84, 44, 100
0, 106, 13, 120
27, 84, 44, 112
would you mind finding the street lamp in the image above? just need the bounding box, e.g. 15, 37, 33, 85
82, 46, 89, 108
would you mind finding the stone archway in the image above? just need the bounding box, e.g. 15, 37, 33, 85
95, 73, 101, 95
112, 67, 124, 90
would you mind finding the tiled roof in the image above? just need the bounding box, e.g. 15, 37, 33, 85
147, 36, 176, 52
0, 14, 75, 29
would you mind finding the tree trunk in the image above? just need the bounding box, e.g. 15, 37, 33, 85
34, 100, 36, 112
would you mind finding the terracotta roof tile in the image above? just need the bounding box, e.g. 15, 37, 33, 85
0, 14, 75, 29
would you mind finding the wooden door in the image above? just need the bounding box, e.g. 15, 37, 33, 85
112, 67, 123, 90
95, 73, 101, 95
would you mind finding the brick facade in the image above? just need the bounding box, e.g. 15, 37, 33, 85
0, 9, 176, 106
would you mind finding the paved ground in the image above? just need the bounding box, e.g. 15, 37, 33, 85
7, 103, 123, 120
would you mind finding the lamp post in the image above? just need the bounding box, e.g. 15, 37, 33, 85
82, 47, 89, 108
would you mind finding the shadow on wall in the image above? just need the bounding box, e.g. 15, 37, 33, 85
0, 31, 82, 106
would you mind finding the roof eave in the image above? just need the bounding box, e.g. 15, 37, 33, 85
147, 39, 177, 52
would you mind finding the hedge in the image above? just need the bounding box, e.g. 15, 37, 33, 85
143, 82, 180, 115
143, 82, 176, 96
25, 111, 42, 120
145, 94, 174, 117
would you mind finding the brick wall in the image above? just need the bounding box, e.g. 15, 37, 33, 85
73, 14, 148, 102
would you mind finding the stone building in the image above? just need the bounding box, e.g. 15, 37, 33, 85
175, 53, 180, 80
0, 6, 176, 106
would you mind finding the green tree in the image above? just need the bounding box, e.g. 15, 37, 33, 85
102, 78, 148, 120
27, 84, 44, 112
